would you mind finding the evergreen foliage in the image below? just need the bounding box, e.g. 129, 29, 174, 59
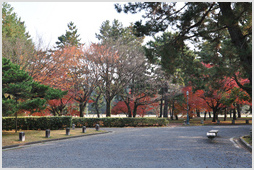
55, 21, 82, 49
2, 57, 67, 117
115, 2, 252, 97
2, 2, 34, 69
2, 116, 72, 130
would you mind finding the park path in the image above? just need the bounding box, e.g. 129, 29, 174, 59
2, 125, 252, 168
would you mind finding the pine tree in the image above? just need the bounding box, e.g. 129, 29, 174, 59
2, 2, 34, 70
115, 2, 252, 98
2, 58, 66, 132
55, 21, 82, 49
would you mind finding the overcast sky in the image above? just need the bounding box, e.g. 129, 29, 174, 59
8, 2, 144, 49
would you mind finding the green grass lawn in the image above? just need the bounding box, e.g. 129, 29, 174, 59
242, 136, 252, 146
2, 128, 105, 147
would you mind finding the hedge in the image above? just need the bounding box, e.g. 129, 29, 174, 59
2, 116, 72, 130
72, 117, 169, 127
2, 117, 169, 130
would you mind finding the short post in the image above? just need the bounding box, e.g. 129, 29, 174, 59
45, 129, 50, 138
217, 120, 220, 124
232, 120, 235, 124
183, 120, 186, 125
250, 129, 252, 139
82, 126, 86, 133
201, 120, 204, 124
66, 128, 70, 135
95, 124, 100, 131
72, 124, 75, 130
246, 120, 249, 124
19, 132, 25, 141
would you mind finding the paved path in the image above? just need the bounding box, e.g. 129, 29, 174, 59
2, 125, 252, 168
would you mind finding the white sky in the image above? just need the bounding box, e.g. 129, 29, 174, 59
8, 2, 145, 49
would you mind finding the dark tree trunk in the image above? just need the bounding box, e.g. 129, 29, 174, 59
171, 101, 175, 120
15, 112, 18, 133
163, 98, 168, 118
133, 103, 138, 118
208, 112, 211, 118
127, 104, 132, 117
237, 104, 241, 118
123, 99, 132, 117
94, 93, 101, 118
106, 99, 111, 117
95, 106, 100, 118
94, 101, 100, 118
212, 109, 217, 122
79, 103, 85, 117
204, 111, 207, 121
196, 109, 200, 117
170, 110, 173, 120
175, 114, 178, 120
224, 108, 227, 121
233, 108, 237, 120
159, 98, 163, 118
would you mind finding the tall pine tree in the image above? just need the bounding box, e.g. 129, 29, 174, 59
55, 21, 82, 49
2, 58, 67, 132
2, 2, 34, 70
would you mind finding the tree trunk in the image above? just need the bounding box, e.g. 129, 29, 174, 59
163, 97, 168, 118
212, 109, 217, 122
106, 99, 111, 117
15, 112, 18, 133
233, 108, 237, 120
208, 112, 211, 118
127, 104, 132, 117
175, 114, 178, 120
159, 98, 163, 118
124, 98, 132, 117
196, 109, 200, 117
79, 103, 85, 117
171, 101, 175, 120
133, 102, 138, 118
204, 111, 207, 121
95, 103, 100, 118
237, 104, 241, 118
224, 108, 227, 121
170, 109, 173, 120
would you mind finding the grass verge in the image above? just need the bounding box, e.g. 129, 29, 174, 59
2, 128, 105, 147
242, 136, 252, 146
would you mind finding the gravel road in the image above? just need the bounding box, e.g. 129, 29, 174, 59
2, 125, 252, 168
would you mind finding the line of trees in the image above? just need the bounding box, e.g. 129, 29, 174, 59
2, 2, 251, 122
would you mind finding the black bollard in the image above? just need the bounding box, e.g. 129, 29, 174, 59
45, 129, 50, 138
66, 128, 70, 135
95, 124, 100, 131
82, 126, 86, 133
246, 120, 249, 124
19, 132, 25, 141
232, 120, 235, 124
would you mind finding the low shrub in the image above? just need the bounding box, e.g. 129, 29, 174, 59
72, 117, 169, 127
2, 117, 169, 130
2, 116, 72, 130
